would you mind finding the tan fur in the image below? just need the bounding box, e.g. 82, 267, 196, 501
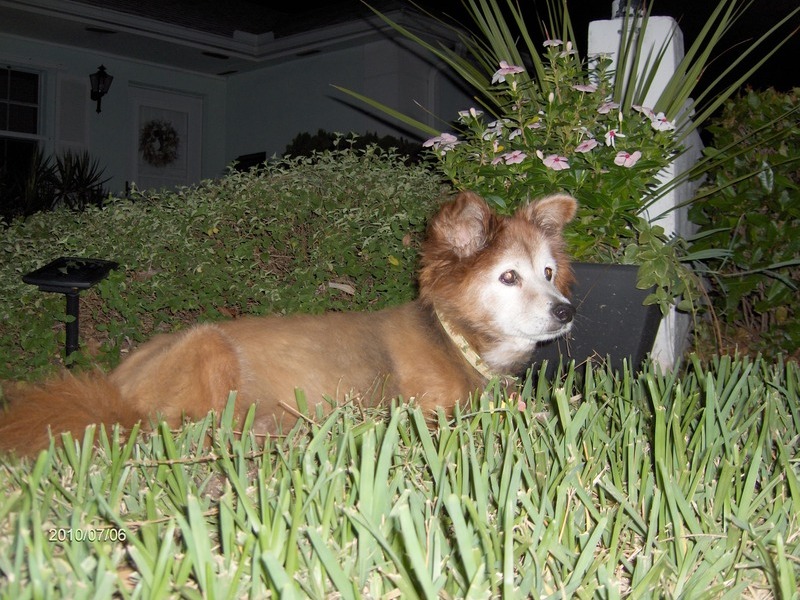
0, 192, 576, 456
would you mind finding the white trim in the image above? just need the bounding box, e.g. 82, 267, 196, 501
0, 32, 228, 80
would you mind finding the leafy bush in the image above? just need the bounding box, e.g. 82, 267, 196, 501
283, 130, 424, 163
1, 356, 798, 597
0, 146, 446, 380
689, 88, 800, 359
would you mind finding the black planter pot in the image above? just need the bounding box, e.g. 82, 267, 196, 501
535, 262, 661, 378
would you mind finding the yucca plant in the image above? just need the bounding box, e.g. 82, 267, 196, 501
51, 150, 109, 211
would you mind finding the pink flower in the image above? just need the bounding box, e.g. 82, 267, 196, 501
542, 154, 570, 170
572, 83, 598, 93
423, 132, 459, 152
614, 150, 642, 167
597, 101, 619, 114
604, 129, 625, 147
632, 105, 655, 118
650, 112, 675, 131
492, 61, 525, 84
575, 139, 599, 153
543, 39, 563, 47
503, 150, 527, 164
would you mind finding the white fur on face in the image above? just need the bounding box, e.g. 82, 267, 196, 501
471, 239, 572, 367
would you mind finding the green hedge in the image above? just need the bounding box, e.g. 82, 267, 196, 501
690, 88, 800, 359
0, 147, 447, 380
1, 356, 798, 597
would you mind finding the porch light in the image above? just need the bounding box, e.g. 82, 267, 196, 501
612, 0, 643, 17
89, 65, 113, 113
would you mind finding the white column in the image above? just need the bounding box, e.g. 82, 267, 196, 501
588, 16, 704, 369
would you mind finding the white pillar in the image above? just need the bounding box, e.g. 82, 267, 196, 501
588, 16, 704, 369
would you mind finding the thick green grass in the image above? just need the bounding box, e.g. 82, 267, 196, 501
1, 355, 797, 598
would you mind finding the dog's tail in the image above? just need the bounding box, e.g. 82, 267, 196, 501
0, 372, 142, 457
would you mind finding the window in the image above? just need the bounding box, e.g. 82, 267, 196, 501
1, 67, 42, 220
0, 67, 40, 134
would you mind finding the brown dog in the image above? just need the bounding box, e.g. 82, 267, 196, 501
0, 191, 576, 455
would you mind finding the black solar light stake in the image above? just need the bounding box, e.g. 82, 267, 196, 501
23, 257, 118, 361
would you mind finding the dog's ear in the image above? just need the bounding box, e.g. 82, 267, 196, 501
430, 191, 495, 258
519, 194, 577, 234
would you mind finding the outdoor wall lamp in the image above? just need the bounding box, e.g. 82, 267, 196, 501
89, 65, 113, 113
612, 0, 643, 17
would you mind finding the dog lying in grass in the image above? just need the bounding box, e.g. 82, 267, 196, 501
0, 191, 576, 456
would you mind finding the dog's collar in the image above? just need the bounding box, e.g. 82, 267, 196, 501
435, 310, 498, 380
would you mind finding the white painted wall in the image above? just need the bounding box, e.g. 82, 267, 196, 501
2, 29, 471, 194
0, 33, 227, 194
225, 36, 469, 160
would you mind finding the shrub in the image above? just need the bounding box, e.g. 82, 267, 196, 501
0, 146, 446, 380
283, 130, 424, 163
689, 88, 800, 359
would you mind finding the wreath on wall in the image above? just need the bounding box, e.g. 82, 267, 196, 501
139, 119, 180, 167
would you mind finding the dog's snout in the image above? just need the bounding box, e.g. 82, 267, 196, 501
552, 302, 575, 324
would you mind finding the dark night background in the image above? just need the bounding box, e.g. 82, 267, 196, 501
268, 0, 800, 92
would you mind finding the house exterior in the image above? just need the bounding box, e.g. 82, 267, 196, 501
0, 0, 471, 194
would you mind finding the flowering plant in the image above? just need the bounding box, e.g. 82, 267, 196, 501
338, 0, 798, 316
422, 43, 700, 313
423, 44, 682, 266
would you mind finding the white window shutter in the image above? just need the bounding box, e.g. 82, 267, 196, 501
56, 74, 89, 154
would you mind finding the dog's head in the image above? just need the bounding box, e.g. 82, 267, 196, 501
419, 191, 577, 372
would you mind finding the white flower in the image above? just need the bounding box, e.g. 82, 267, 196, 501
632, 104, 656, 118
492, 61, 525, 84
604, 129, 625, 147
457, 107, 484, 122
597, 101, 619, 114
482, 120, 507, 140
650, 112, 675, 131
559, 41, 578, 58
423, 132, 460, 152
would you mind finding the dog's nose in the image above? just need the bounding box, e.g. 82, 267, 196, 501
551, 302, 575, 324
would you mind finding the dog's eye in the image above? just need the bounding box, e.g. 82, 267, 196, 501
499, 270, 519, 286
544, 267, 553, 281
